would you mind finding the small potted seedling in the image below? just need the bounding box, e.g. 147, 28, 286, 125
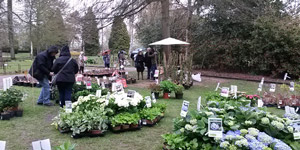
149, 83, 161, 99
160, 80, 175, 99
174, 85, 184, 99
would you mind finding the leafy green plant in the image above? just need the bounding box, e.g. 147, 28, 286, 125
148, 83, 161, 93
162, 133, 199, 150
139, 107, 161, 121
73, 90, 92, 101
160, 80, 176, 93
110, 112, 140, 127
86, 58, 96, 64
152, 103, 167, 113
174, 85, 184, 94
55, 141, 76, 150
0, 88, 23, 111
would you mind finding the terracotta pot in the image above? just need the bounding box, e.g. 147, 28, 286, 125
146, 119, 154, 125
122, 124, 130, 130
130, 124, 139, 129
175, 93, 183, 99
163, 93, 169, 99
112, 125, 121, 131
90, 130, 102, 135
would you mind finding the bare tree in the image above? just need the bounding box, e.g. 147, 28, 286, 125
7, 0, 15, 59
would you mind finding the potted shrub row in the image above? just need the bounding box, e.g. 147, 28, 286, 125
110, 112, 141, 132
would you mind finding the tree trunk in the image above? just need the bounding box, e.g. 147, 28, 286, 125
161, 0, 170, 79
7, 0, 15, 59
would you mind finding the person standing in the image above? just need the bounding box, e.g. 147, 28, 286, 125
148, 47, 158, 80
78, 51, 85, 74
135, 50, 145, 80
103, 51, 110, 68
29, 46, 58, 106
52, 45, 79, 107
118, 50, 125, 70
144, 48, 152, 79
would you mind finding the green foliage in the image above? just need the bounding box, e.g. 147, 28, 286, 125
162, 133, 199, 150
139, 107, 161, 121
174, 85, 184, 94
73, 90, 92, 101
86, 58, 96, 64
152, 103, 167, 113
160, 80, 176, 93
55, 141, 76, 150
82, 7, 100, 55
110, 112, 140, 127
108, 17, 130, 54
0, 88, 23, 111
148, 83, 161, 93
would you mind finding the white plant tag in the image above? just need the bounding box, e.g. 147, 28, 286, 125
96, 78, 100, 86
96, 90, 102, 97
290, 82, 295, 92
32, 139, 51, 150
145, 96, 152, 108
215, 83, 220, 91
103, 76, 107, 80
220, 87, 229, 97
260, 77, 264, 85
208, 118, 223, 138
197, 96, 201, 111
284, 73, 290, 81
285, 106, 291, 114
111, 83, 117, 92
294, 132, 300, 140
257, 99, 264, 107
101, 82, 105, 89
230, 85, 237, 98
65, 101, 72, 113
154, 70, 159, 78
290, 107, 296, 114
86, 81, 92, 89
257, 83, 263, 92
6, 78, 10, 89
180, 100, 190, 117
151, 93, 156, 103
3, 78, 7, 91
127, 90, 135, 98
9, 77, 12, 87
269, 84, 276, 92
116, 83, 124, 93
106, 92, 110, 100
0, 141, 6, 150
125, 72, 128, 75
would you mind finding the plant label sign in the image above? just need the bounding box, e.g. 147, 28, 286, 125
220, 87, 229, 97
230, 85, 237, 98
32, 139, 51, 150
145, 96, 152, 108
154, 70, 159, 78
215, 82, 220, 91
111, 83, 117, 92
76, 75, 83, 85
180, 100, 190, 117
284, 73, 290, 81
65, 101, 72, 113
151, 93, 156, 103
96, 77, 100, 86
96, 90, 102, 97
8, 77, 12, 87
116, 83, 124, 93
260, 77, 264, 85
257, 83, 263, 92
208, 118, 223, 138
0, 141, 6, 150
285, 106, 291, 114
197, 96, 201, 111
127, 90, 136, 98
86, 81, 92, 89
101, 82, 105, 89
269, 84, 276, 92
257, 99, 264, 107
290, 82, 295, 92
293, 120, 300, 140
290, 107, 296, 114
106, 92, 110, 101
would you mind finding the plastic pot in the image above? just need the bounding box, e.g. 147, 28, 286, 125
175, 93, 183, 99
1, 112, 11, 120
90, 130, 102, 135
122, 124, 130, 130
130, 124, 139, 129
15, 109, 23, 117
152, 92, 159, 99
112, 125, 121, 131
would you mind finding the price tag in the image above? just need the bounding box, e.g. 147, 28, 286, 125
152, 93, 156, 103
0, 141, 6, 150
197, 96, 201, 111
180, 100, 190, 117
269, 84, 276, 92
290, 82, 295, 92
111, 83, 116, 92
294, 132, 300, 140
215, 82, 220, 91
96, 90, 102, 97
127, 90, 135, 98
145, 96, 152, 108
257, 83, 263, 92
142, 120, 147, 125
32, 139, 51, 150
154, 70, 159, 78
208, 118, 223, 138
220, 87, 229, 97
65, 101, 72, 113
103, 76, 107, 80
86, 81, 92, 89
96, 78, 100, 86
257, 99, 264, 107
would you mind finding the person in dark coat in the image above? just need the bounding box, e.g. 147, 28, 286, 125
103, 52, 110, 68
135, 50, 145, 80
29, 46, 58, 106
144, 48, 153, 79
52, 45, 79, 107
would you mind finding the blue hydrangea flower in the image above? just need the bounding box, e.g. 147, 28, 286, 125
273, 139, 292, 150
257, 132, 273, 146
248, 139, 267, 150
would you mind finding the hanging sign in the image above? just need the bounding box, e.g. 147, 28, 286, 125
32, 139, 51, 150
208, 118, 223, 138
96, 90, 102, 97
145, 96, 152, 108
0, 141, 6, 150
197, 96, 201, 111
220, 87, 229, 97
257, 99, 264, 107
65, 101, 72, 113
290, 82, 295, 92
269, 84, 276, 92
152, 93, 156, 103
180, 100, 190, 117
215, 83, 220, 91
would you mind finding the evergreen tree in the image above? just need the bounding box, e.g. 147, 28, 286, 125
108, 17, 130, 54
82, 7, 99, 55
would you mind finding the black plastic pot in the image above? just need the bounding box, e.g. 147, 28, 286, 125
152, 92, 159, 99
175, 93, 183, 99
15, 109, 23, 117
8, 110, 14, 117
1, 112, 11, 120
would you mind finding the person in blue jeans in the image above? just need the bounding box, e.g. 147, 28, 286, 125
29, 46, 58, 106
147, 47, 158, 80
52, 45, 78, 107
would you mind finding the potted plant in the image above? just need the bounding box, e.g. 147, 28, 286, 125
149, 83, 161, 99
174, 85, 184, 99
55, 141, 76, 150
139, 107, 162, 125
160, 80, 175, 99
0, 111, 11, 120
15, 108, 23, 117
110, 114, 125, 131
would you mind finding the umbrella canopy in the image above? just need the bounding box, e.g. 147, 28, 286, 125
149, 37, 190, 46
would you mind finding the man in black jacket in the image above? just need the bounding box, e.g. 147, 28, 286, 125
29, 46, 58, 106
52, 45, 78, 107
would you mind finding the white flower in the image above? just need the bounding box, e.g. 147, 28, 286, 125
205, 112, 214, 116
180, 128, 185, 133
287, 126, 293, 133
190, 119, 197, 125
245, 120, 253, 125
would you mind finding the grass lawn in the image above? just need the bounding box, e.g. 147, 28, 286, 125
0, 78, 285, 150
0, 53, 33, 74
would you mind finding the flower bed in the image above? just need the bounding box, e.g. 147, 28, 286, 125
162, 94, 300, 150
